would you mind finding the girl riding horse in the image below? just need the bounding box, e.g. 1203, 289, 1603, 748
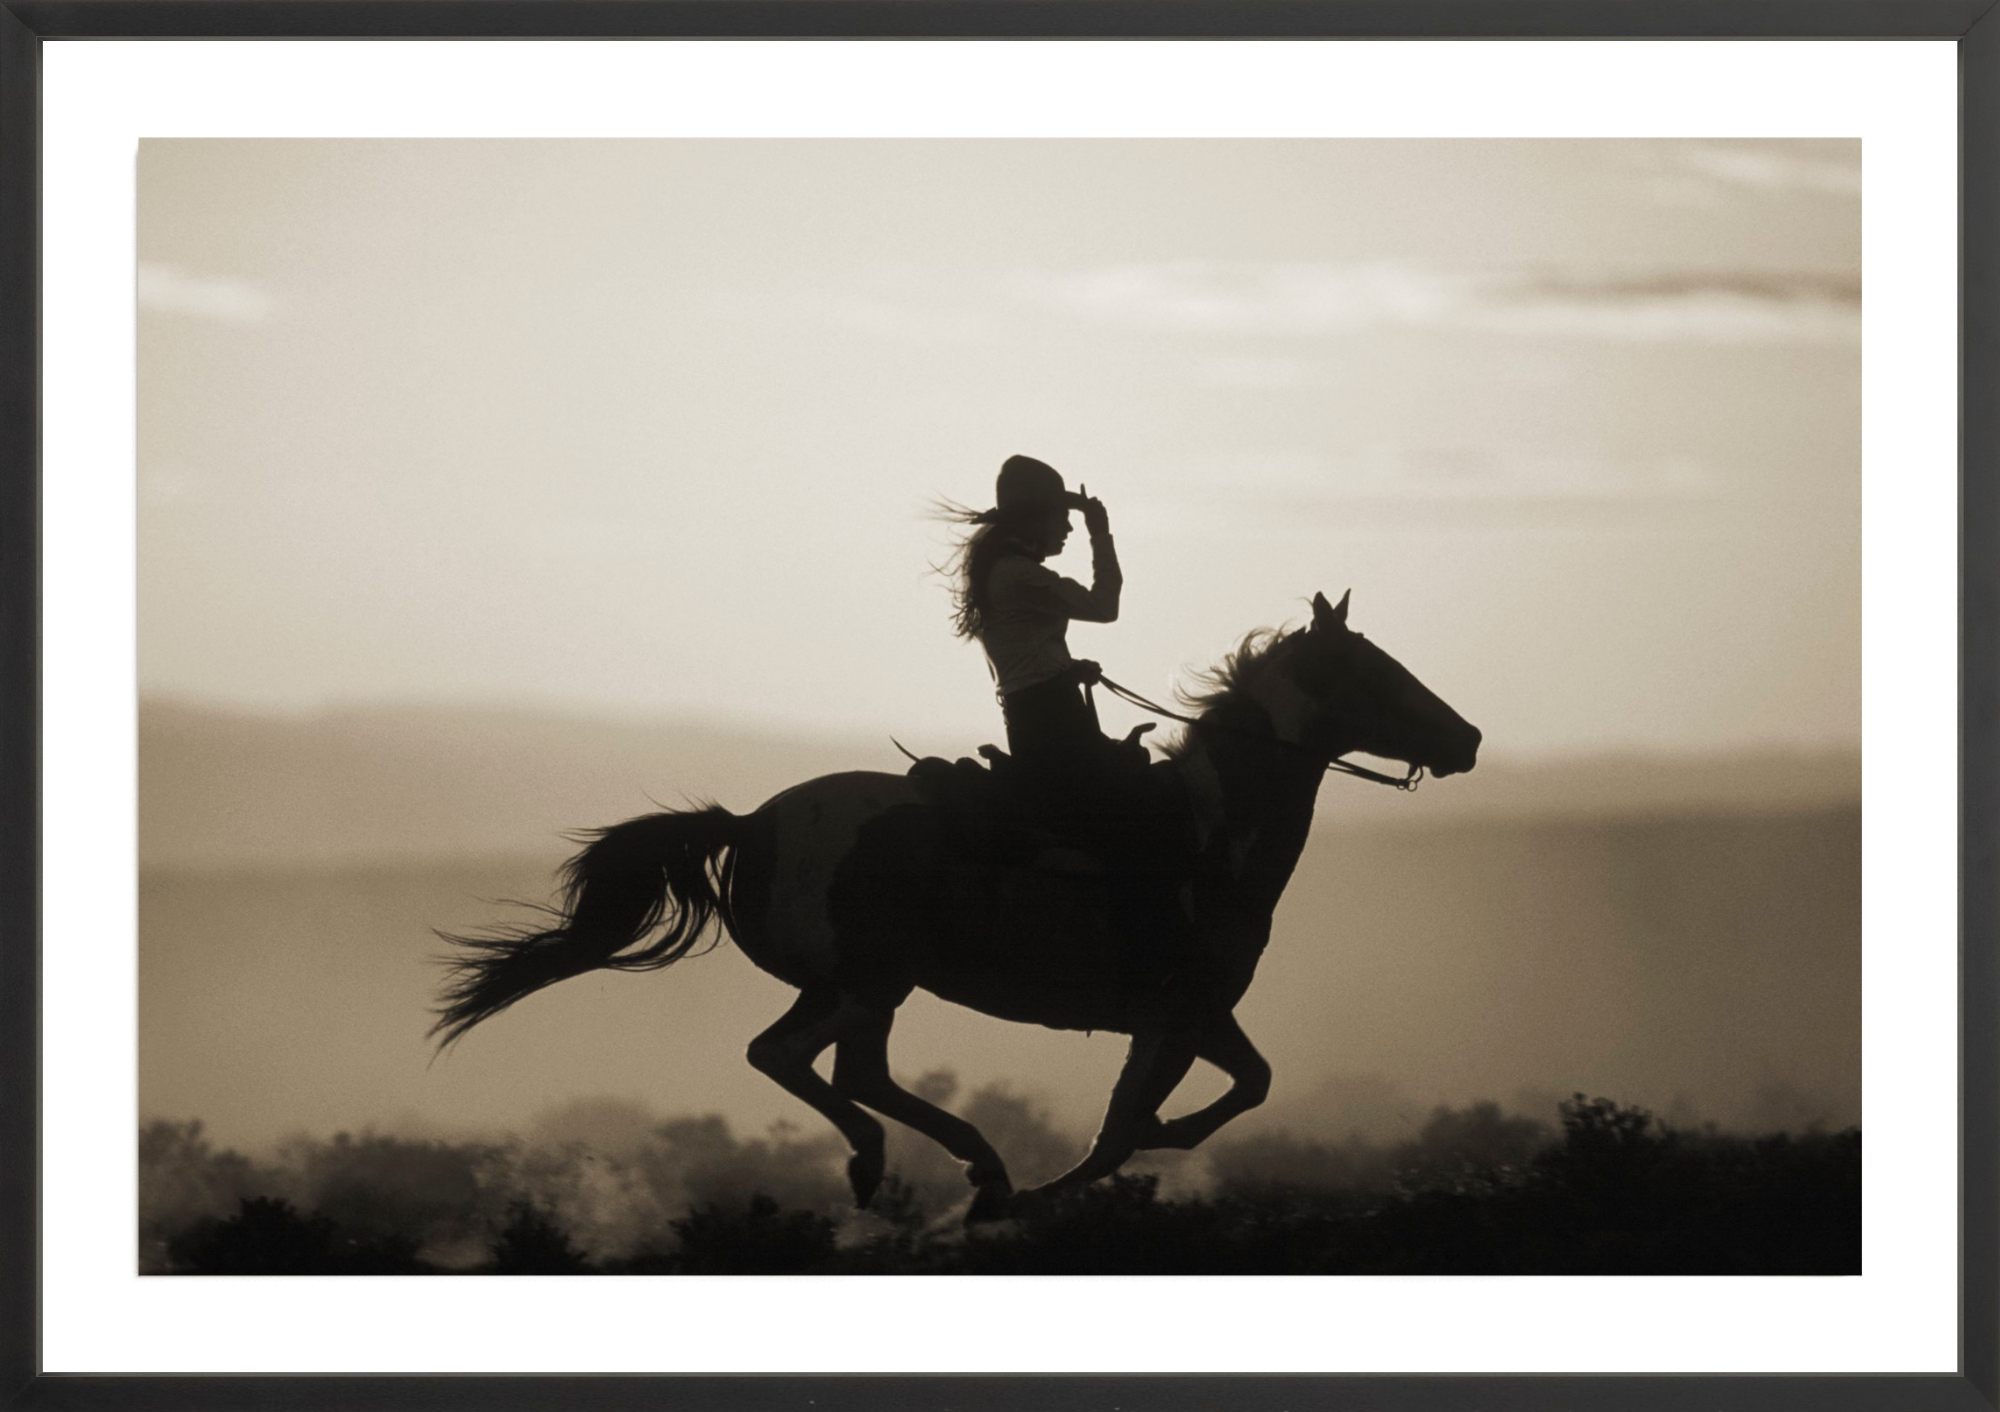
941, 455, 1190, 978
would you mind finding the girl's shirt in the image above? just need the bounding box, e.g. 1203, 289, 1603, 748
976, 533, 1122, 695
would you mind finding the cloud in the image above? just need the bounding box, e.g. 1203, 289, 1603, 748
1477, 269, 1859, 343
138, 263, 275, 325
1168, 445, 1726, 517
1013, 260, 1857, 347
1668, 140, 1861, 199
698, 250, 1858, 352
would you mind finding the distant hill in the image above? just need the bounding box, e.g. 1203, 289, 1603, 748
139, 697, 1860, 871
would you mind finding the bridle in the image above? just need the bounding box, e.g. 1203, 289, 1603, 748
1095, 673, 1425, 793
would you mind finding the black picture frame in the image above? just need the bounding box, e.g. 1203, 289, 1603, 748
1, 4, 1991, 1408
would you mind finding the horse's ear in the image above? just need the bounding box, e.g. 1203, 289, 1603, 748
1312, 589, 1351, 632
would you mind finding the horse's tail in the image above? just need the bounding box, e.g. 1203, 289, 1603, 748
430, 804, 742, 1050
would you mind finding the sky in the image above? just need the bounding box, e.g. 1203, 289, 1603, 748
138, 139, 1860, 757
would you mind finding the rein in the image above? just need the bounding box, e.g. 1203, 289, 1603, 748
1095, 673, 1424, 793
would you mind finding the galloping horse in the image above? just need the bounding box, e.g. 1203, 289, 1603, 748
433, 590, 1480, 1219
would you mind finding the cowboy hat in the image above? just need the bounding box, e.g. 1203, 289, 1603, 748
972, 454, 1090, 524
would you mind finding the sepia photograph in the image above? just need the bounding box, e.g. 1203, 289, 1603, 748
136, 136, 1862, 1277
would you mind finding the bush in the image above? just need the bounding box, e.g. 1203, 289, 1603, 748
165, 1196, 427, 1275
649, 1195, 839, 1274
489, 1200, 592, 1274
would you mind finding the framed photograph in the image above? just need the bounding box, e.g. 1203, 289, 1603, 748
4, 5, 1993, 1409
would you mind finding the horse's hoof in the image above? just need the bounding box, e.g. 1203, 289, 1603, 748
848, 1146, 886, 1209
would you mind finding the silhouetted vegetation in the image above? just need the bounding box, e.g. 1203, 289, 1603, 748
489, 1199, 592, 1273
143, 1091, 1857, 1275
613, 1195, 841, 1274
166, 1196, 429, 1275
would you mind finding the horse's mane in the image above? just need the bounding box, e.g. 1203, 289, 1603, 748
1159, 627, 1297, 760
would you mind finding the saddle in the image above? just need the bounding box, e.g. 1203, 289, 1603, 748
903, 726, 1190, 877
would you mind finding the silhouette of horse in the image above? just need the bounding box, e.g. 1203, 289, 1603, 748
433, 590, 1480, 1219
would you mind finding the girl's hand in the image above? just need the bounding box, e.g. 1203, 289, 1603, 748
1079, 484, 1111, 536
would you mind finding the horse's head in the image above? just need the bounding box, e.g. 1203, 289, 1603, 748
1248, 590, 1482, 779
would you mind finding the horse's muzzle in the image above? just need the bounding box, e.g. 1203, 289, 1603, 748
1428, 725, 1482, 779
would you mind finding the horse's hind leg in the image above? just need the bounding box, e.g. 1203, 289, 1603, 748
746, 987, 893, 1209
831, 1016, 1014, 1222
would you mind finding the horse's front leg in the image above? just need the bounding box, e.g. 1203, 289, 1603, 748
1021, 1029, 1196, 1197
1136, 1012, 1271, 1153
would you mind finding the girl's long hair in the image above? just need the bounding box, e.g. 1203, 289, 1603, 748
932, 499, 1029, 641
